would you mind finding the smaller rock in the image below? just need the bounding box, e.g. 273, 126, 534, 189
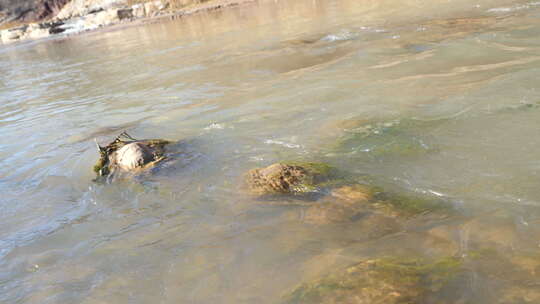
117, 8, 133, 20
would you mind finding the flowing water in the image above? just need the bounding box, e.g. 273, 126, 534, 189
2, 0, 540, 302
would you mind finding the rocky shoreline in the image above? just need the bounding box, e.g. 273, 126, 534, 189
0, 0, 255, 44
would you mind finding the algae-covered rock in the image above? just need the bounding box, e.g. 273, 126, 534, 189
301, 182, 447, 224
502, 253, 540, 303
245, 161, 452, 222
327, 184, 452, 218
284, 256, 464, 304
330, 184, 373, 204
300, 182, 452, 225
301, 185, 373, 224
245, 162, 335, 195
464, 249, 540, 303
302, 203, 357, 225
93, 132, 171, 180
499, 285, 540, 304
370, 189, 452, 217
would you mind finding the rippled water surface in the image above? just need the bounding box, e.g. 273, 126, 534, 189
2, 0, 540, 303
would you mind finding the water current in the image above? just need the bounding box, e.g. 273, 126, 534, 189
1, 0, 540, 302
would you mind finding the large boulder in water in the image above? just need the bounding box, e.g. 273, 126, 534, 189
113, 142, 154, 171
93, 132, 171, 180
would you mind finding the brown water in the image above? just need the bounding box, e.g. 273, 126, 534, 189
2, 0, 540, 303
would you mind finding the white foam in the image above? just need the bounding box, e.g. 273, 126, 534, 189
264, 139, 301, 149
321, 29, 359, 42
487, 1, 540, 13
204, 123, 225, 130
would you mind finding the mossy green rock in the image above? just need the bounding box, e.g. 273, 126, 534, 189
328, 184, 452, 217
244, 162, 452, 217
284, 257, 463, 304
245, 162, 336, 195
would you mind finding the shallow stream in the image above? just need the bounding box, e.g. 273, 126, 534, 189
2, 0, 540, 302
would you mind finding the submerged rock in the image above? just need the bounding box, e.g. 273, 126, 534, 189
284, 256, 464, 304
245, 162, 334, 195
302, 203, 355, 225
300, 183, 452, 225
465, 249, 540, 303
301, 185, 373, 225
93, 132, 170, 180
368, 188, 452, 217
330, 184, 373, 203
244, 161, 453, 224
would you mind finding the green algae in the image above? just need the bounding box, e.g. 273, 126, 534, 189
285, 162, 337, 192
371, 190, 453, 216
371, 257, 463, 289
284, 256, 463, 304
332, 118, 442, 158
327, 181, 453, 217
93, 156, 107, 174
282, 161, 336, 177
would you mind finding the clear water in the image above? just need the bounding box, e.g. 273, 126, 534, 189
1, 0, 540, 302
